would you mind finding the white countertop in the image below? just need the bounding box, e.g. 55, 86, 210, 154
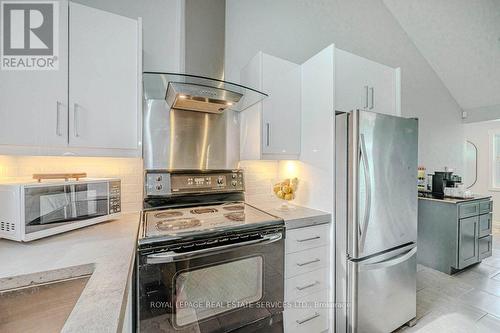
246, 195, 332, 229
418, 194, 492, 204
0, 212, 141, 333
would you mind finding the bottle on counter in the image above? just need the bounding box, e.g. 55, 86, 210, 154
417, 166, 427, 191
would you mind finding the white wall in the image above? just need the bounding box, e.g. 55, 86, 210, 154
464, 121, 500, 221
225, 0, 465, 174
76, 0, 184, 72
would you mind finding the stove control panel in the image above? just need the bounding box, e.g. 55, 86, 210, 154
145, 170, 244, 196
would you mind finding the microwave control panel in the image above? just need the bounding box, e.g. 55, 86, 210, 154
109, 180, 121, 214
145, 170, 244, 196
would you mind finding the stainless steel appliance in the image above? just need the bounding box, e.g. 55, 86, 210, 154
137, 170, 285, 333
335, 110, 418, 332
142, 73, 267, 171
0, 177, 121, 242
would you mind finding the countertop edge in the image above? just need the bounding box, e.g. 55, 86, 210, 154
418, 195, 492, 204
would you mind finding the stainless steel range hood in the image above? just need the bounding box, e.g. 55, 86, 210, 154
142, 0, 267, 113
143, 72, 267, 113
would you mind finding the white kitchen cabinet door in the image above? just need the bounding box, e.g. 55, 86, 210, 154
240, 52, 301, 160
362, 59, 398, 116
335, 49, 399, 116
335, 49, 367, 113
69, 2, 140, 149
0, 0, 68, 147
261, 53, 301, 156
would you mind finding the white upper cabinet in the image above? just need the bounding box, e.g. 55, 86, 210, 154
0, 1, 141, 156
335, 49, 400, 116
0, 0, 68, 148
69, 2, 140, 150
240, 52, 301, 160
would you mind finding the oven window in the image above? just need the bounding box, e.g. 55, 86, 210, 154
174, 256, 263, 327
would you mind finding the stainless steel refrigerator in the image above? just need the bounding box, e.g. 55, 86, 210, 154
335, 110, 418, 332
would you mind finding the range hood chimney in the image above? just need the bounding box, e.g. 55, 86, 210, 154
184, 0, 226, 81
143, 0, 266, 113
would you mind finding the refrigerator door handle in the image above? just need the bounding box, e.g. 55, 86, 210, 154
358, 133, 371, 253
359, 247, 417, 271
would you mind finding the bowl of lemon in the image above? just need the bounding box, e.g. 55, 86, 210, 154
272, 177, 298, 211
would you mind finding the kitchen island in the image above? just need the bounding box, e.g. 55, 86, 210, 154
418, 195, 493, 274
0, 212, 140, 333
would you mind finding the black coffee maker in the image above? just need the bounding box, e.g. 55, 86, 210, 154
431, 171, 462, 198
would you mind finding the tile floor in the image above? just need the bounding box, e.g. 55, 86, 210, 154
396, 222, 500, 332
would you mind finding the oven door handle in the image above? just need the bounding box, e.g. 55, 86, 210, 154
146, 232, 283, 264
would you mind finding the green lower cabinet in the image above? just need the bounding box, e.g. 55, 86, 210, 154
418, 197, 493, 274
479, 213, 492, 238
479, 235, 493, 260
457, 215, 479, 270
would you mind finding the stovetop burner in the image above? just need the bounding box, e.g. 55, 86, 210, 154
156, 218, 201, 231
224, 212, 245, 222
190, 207, 218, 214
222, 204, 244, 211
154, 211, 183, 219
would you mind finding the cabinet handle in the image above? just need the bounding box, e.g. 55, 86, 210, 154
296, 312, 320, 325
370, 87, 374, 109
296, 281, 319, 291
266, 122, 270, 147
296, 258, 320, 267
56, 101, 63, 136
296, 236, 321, 243
364, 86, 369, 109
74, 103, 80, 137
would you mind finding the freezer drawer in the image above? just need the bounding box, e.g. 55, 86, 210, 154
349, 245, 417, 333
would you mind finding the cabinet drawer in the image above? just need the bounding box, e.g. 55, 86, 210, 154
286, 246, 330, 278
285, 268, 329, 302
286, 224, 330, 254
284, 290, 329, 333
480, 200, 493, 214
459, 202, 480, 219
479, 235, 493, 260
479, 213, 492, 238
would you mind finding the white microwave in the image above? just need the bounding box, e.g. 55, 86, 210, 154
0, 178, 121, 242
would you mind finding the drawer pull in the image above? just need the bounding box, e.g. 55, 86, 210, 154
296, 236, 321, 243
296, 312, 320, 325
296, 258, 320, 267
296, 281, 319, 291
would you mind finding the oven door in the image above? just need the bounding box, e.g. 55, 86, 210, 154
138, 231, 285, 333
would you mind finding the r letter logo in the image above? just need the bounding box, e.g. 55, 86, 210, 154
1, 1, 59, 70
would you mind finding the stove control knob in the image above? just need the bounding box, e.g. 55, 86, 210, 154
232, 174, 237, 179
217, 177, 224, 185
231, 180, 237, 187
156, 184, 163, 191
156, 175, 163, 182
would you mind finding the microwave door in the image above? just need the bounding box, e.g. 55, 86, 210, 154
38, 191, 72, 224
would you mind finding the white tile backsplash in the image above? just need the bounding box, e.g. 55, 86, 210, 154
238, 160, 279, 197
0, 155, 143, 212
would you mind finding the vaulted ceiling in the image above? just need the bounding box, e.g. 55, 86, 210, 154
383, 0, 500, 121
